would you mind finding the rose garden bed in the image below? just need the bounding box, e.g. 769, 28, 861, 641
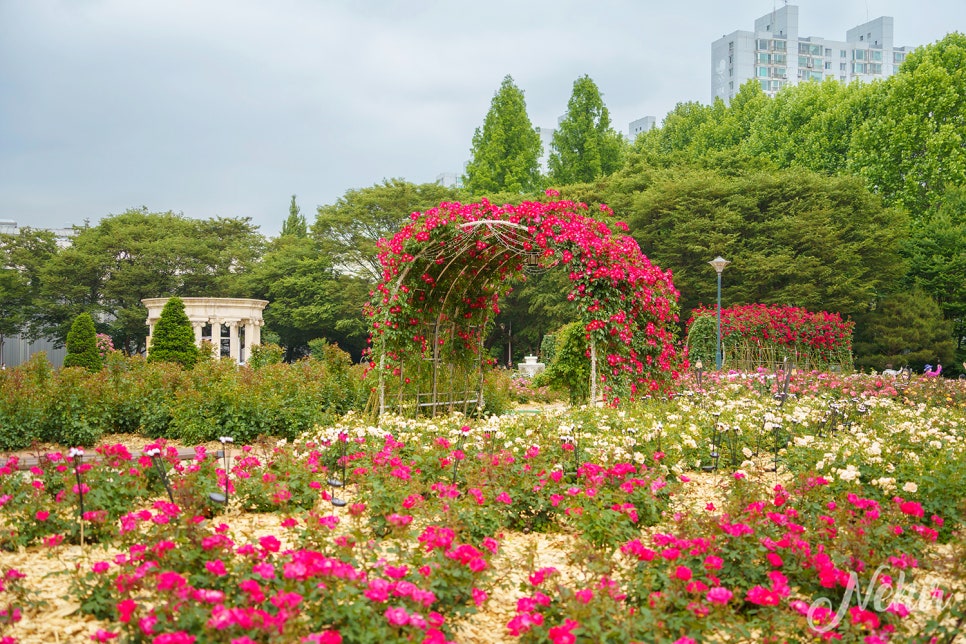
0, 371, 964, 643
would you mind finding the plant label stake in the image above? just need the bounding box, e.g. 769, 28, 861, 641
146, 449, 175, 504
210, 437, 233, 505
451, 428, 468, 487
69, 447, 85, 547
703, 413, 721, 472
330, 432, 348, 507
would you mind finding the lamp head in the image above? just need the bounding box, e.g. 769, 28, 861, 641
708, 256, 730, 274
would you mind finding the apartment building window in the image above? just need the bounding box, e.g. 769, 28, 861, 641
854, 62, 866, 73
759, 39, 770, 50
894, 52, 905, 64
773, 53, 786, 63
809, 44, 822, 55
841, 50, 847, 57
871, 50, 882, 61
840, 62, 847, 71
773, 39, 786, 51
758, 67, 769, 77
840, 75, 846, 82
854, 49, 866, 61
868, 63, 882, 74
825, 48, 832, 57
758, 53, 771, 63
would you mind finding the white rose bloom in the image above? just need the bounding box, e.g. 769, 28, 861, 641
902, 481, 918, 494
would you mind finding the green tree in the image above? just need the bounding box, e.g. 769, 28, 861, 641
549, 75, 626, 184
535, 322, 590, 405
281, 195, 308, 238
63, 312, 101, 371
243, 235, 341, 361
625, 166, 907, 321
464, 75, 543, 194
743, 78, 851, 170
0, 228, 59, 351
314, 179, 460, 282
147, 297, 200, 368
38, 209, 264, 354
852, 289, 955, 372
848, 33, 966, 216
903, 186, 966, 356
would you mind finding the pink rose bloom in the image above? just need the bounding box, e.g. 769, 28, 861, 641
384, 606, 409, 627
707, 586, 733, 604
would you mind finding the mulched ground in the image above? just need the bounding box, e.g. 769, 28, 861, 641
0, 433, 736, 644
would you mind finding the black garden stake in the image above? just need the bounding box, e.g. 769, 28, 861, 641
69, 447, 86, 546
703, 413, 722, 472
451, 428, 468, 486
147, 448, 175, 504
329, 432, 348, 507
209, 436, 233, 505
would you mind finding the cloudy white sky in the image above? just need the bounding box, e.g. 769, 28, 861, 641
1, 0, 963, 236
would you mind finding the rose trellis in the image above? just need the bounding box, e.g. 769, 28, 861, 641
365, 194, 684, 415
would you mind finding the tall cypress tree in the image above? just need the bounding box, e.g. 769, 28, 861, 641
281, 195, 308, 238
63, 312, 102, 371
464, 75, 543, 195
147, 297, 200, 368
549, 75, 625, 184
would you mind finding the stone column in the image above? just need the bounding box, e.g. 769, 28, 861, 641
228, 320, 240, 363
210, 319, 222, 358
249, 320, 262, 347
192, 322, 204, 347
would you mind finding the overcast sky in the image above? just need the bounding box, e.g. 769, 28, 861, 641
1, 0, 963, 236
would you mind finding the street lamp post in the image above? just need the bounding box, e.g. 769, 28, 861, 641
500, 322, 512, 368
708, 256, 730, 370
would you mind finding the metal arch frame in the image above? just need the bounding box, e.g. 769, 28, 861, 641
377, 221, 522, 415
376, 217, 602, 416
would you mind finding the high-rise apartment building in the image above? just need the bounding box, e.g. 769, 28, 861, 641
711, 4, 912, 102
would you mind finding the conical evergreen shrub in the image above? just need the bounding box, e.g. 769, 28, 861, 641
63, 312, 102, 372
147, 297, 200, 369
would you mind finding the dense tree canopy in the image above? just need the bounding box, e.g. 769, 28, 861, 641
0, 227, 58, 347
852, 289, 955, 373
243, 234, 366, 361
848, 33, 966, 215
549, 75, 625, 184
464, 75, 543, 195
314, 179, 461, 282
38, 209, 263, 353
624, 167, 907, 321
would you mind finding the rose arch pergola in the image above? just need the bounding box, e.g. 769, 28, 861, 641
367, 194, 683, 415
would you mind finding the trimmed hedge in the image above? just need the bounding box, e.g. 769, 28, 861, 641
0, 353, 368, 449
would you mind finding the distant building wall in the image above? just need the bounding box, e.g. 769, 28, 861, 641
712, 4, 912, 103
1, 335, 66, 369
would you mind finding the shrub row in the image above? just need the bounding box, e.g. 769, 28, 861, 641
0, 352, 368, 449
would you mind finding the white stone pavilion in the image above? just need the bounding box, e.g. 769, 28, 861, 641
142, 297, 269, 363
